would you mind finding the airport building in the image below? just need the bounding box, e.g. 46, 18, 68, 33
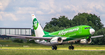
0, 28, 31, 39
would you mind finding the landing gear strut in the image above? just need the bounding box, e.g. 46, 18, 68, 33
52, 46, 57, 50
68, 44, 74, 50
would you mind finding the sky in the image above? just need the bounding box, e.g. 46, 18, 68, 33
0, 0, 105, 28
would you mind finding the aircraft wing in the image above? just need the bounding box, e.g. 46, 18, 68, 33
91, 35, 103, 38
2, 35, 52, 40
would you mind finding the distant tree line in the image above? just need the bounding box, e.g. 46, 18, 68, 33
44, 13, 105, 45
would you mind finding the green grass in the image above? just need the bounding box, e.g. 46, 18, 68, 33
0, 50, 105, 55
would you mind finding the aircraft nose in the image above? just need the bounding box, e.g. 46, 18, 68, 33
90, 29, 95, 35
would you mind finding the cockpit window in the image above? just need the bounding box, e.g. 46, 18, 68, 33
85, 27, 91, 29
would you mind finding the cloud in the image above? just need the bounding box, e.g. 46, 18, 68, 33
48, 9, 55, 14
36, 11, 44, 14
0, 15, 2, 20
16, 7, 36, 14
0, 0, 105, 28
0, 0, 10, 11
0, 0, 18, 21
0, 12, 18, 21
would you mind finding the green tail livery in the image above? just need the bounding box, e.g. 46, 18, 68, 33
5, 14, 103, 50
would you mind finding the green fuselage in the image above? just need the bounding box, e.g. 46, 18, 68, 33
43, 25, 93, 41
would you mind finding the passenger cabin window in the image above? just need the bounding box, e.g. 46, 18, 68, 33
85, 27, 91, 29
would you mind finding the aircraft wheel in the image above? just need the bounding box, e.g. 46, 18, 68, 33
69, 46, 74, 50
52, 46, 57, 50
69, 46, 71, 49
52, 46, 54, 50
54, 46, 57, 50
71, 46, 74, 50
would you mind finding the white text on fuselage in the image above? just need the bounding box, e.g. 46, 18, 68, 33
58, 28, 79, 35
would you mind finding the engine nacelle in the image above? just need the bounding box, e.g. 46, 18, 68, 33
50, 37, 63, 44
80, 38, 92, 44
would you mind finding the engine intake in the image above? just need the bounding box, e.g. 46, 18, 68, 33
50, 37, 63, 44
80, 38, 92, 44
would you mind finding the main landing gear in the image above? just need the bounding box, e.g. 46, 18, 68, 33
68, 44, 74, 50
51, 44, 74, 50
52, 46, 57, 50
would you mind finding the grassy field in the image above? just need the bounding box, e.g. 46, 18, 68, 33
0, 40, 105, 55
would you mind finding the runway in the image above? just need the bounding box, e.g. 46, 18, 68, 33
0, 47, 105, 51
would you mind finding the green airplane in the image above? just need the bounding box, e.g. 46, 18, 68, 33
6, 14, 103, 50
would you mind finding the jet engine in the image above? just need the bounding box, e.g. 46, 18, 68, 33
50, 37, 63, 44
80, 38, 92, 44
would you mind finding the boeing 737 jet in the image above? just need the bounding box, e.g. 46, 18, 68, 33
6, 14, 103, 50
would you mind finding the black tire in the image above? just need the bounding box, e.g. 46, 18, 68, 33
71, 46, 74, 50
54, 46, 57, 50
69, 46, 71, 50
52, 46, 57, 50
52, 46, 54, 50
69, 46, 74, 50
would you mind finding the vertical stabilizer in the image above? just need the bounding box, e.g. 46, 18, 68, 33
32, 14, 44, 37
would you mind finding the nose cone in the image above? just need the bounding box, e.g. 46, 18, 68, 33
90, 29, 95, 35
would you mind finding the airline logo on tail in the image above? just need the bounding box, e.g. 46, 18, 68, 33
32, 15, 39, 30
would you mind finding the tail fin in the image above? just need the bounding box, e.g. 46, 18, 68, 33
32, 14, 45, 37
